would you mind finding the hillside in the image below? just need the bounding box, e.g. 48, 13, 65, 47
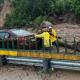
0, 0, 11, 27
0, 0, 80, 27
3, 0, 80, 28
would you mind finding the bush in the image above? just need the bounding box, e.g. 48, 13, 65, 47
32, 16, 47, 27
4, 0, 80, 27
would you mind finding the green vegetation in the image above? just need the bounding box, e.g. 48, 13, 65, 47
0, 0, 4, 4
4, 0, 80, 28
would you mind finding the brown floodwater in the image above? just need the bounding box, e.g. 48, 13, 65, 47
0, 65, 80, 80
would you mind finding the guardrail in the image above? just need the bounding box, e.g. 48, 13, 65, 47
0, 36, 80, 71
5, 56, 80, 71
0, 36, 79, 54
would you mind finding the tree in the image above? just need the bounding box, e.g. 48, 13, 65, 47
4, 0, 80, 27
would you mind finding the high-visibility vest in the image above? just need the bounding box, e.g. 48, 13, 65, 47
35, 32, 52, 47
49, 29, 57, 43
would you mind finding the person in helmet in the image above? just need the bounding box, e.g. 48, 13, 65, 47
35, 26, 52, 50
48, 25, 57, 45
41, 21, 57, 46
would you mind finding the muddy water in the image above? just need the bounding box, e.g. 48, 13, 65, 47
0, 24, 80, 80
0, 65, 80, 80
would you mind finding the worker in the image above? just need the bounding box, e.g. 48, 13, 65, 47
35, 26, 52, 50
35, 24, 52, 71
41, 21, 57, 46
36, 29, 43, 50
48, 26, 57, 46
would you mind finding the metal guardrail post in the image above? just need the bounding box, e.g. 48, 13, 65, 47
1, 55, 7, 65
56, 38, 59, 53
64, 37, 67, 54
2, 39, 4, 49
43, 58, 51, 73
17, 38, 19, 50
23, 37, 26, 50
6, 38, 9, 49
28, 36, 31, 50
73, 35, 77, 54
12, 38, 15, 49
35, 38, 38, 51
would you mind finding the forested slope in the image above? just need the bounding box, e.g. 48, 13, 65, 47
4, 0, 80, 28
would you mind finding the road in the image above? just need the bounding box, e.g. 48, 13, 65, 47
0, 65, 80, 80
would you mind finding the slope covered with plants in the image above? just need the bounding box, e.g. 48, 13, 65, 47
4, 0, 80, 28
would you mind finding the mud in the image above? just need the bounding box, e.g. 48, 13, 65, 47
0, 65, 80, 80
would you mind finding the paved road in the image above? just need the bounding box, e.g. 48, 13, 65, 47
0, 65, 80, 80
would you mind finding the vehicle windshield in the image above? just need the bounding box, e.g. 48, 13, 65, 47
0, 32, 9, 39
10, 29, 33, 36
